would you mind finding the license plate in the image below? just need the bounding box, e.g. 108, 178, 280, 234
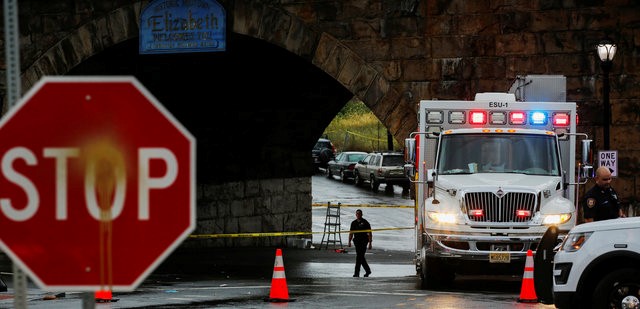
489, 244, 511, 263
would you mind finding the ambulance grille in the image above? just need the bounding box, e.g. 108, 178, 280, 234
463, 192, 537, 222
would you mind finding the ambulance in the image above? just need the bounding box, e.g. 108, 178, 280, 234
404, 92, 592, 288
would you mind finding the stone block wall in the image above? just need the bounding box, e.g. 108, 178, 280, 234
183, 177, 312, 248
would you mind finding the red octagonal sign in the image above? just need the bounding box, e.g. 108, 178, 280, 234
0, 76, 196, 291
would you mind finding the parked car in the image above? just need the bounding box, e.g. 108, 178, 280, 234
552, 217, 640, 309
312, 138, 336, 171
353, 152, 409, 193
327, 151, 368, 183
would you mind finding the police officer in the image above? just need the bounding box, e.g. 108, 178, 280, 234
583, 166, 626, 222
348, 209, 372, 277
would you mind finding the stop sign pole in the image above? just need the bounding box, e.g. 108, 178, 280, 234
3, 0, 27, 307
0, 76, 196, 292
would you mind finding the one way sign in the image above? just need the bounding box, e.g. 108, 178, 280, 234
598, 150, 618, 177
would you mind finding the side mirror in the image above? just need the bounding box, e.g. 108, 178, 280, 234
580, 139, 593, 180
404, 138, 417, 179
404, 163, 415, 178
404, 138, 416, 163
581, 139, 592, 166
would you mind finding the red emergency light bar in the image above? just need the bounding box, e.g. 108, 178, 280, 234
509, 112, 526, 125
469, 111, 487, 124
516, 210, 531, 217
430, 108, 572, 127
469, 209, 484, 216
553, 113, 570, 126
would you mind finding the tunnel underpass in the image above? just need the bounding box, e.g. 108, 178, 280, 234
67, 33, 354, 184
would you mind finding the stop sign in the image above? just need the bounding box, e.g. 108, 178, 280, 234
0, 76, 196, 291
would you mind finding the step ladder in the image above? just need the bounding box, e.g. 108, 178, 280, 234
319, 202, 343, 250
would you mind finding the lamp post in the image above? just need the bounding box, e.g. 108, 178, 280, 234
597, 39, 617, 150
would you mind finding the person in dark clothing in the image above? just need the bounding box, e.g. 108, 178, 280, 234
348, 209, 372, 277
583, 166, 626, 222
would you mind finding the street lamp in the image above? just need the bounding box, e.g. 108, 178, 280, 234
597, 39, 617, 150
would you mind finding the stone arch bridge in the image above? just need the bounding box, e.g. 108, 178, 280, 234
1, 1, 639, 248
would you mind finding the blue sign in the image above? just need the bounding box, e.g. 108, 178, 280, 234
140, 0, 226, 54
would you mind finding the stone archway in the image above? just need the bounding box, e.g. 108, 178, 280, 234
20, 3, 144, 90
20, 1, 413, 142
10, 0, 414, 248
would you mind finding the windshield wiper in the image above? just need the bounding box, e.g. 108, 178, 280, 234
441, 169, 472, 175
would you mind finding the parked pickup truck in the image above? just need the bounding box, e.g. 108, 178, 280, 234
552, 216, 640, 309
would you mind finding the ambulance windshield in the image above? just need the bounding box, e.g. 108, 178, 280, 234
437, 133, 560, 176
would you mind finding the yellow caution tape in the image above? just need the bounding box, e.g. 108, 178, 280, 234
344, 130, 387, 142
189, 231, 312, 238
312, 203, 414, 209
321, 130, 387, 143
189, 204, 414, 239
188, 226, 413, 239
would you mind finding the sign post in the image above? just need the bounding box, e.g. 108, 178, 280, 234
0, 76, 196, 292
3, 0, 27, 307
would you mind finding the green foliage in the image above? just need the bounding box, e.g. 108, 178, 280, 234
323, 99, 402, 153
336, 98, 371, 117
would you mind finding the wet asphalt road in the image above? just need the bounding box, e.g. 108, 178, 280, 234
0, 173, 556, 308
1, 246, 555, 309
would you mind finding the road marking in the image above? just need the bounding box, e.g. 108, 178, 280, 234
309, 290, 427, 297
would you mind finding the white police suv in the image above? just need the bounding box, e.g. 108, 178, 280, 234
553, 216, 640, 308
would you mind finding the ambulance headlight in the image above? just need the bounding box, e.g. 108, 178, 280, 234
427, 211, 458, 224
542, 213, 572, 225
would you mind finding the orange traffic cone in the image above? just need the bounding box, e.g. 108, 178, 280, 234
265, 248, 295, 302
518, 249, 538, 303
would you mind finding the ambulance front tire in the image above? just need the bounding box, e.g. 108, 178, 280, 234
420, 256, 454, 290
